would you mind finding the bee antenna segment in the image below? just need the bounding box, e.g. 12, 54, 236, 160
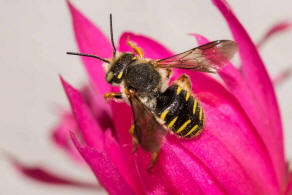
66, 52, 110, 63
110, 14, 117, 57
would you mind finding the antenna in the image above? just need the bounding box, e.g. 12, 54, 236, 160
66, 52, 110, 63
110, 14, 117, 57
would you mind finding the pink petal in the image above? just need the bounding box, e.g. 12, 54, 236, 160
81, 86, 114, 131
212, 0, 285, 190
60, 76, 104, 150
192, 33, 280, 193
108, 90, 133, 145
286, 171, 292, 195
67, 1, 113, 134
9, 155, 97, 189
51, 111, 83, 163
189, 99, 279, 194
103, 130, 145, 195
257, 20, 292, 48
71, 133, 135, 195
133, 143, 216, 194
67, 1, 112, 95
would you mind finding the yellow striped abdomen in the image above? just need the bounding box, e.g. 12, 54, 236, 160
156, 85, 204, 138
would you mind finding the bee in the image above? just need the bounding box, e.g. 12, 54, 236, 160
67, 14, 238, 170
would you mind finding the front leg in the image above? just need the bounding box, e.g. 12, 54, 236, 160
104, 92, 123, 102
127, 36, 144, 58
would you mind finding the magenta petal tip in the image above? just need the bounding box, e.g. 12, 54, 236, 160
60, 77, 104, 151
5, 152, 98, 189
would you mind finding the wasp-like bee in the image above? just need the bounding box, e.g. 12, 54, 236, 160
67, 15, 238, 170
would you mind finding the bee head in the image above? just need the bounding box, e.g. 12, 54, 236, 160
106, 53, 136, 84
100, 14, 138, 85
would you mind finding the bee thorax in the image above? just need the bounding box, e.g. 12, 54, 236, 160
124, 63, 160, 94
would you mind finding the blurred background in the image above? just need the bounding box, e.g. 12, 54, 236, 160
0, 0, 291, 194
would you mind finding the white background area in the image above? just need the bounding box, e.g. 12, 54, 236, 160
0, 0, 291, 194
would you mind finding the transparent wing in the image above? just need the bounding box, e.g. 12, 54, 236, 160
155, 40, 238, 72
129, 94, 167, 152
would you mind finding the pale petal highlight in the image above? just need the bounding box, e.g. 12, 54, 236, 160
257, 20, 292, 48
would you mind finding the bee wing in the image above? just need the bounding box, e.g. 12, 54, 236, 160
155, 40, 238, 72
129, 94, 168, 152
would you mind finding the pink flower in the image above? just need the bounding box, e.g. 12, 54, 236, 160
12, 0, 292, 194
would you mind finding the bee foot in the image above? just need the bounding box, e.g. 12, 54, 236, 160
104, 92, 122, 102
129, 125, 135, 135
147, 152, 159, 172
132, 137, 138, 154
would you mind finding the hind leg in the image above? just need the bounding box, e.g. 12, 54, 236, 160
129, 124, 138, 153
147, 152, 159, 172
129, 124, 159, 171
173, 74, 192, 92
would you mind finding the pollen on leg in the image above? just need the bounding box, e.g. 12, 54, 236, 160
174, 74, 192, 92
129, 124, 135, 135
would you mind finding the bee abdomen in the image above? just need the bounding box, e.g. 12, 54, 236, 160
156, 85, 204, 138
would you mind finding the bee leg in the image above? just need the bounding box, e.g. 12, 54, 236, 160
173, 74, 192, 92
132, 137, 138, 154
127, 36, 144, 58
166, 68, 172, 79
104, 92, 122, 102
129, 124, 135, 135
129, 124, 138, 153
147, 152, 159, 172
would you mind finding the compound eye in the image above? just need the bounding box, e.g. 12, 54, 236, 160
106, 70, 124, 84
106, 71, 114, 83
